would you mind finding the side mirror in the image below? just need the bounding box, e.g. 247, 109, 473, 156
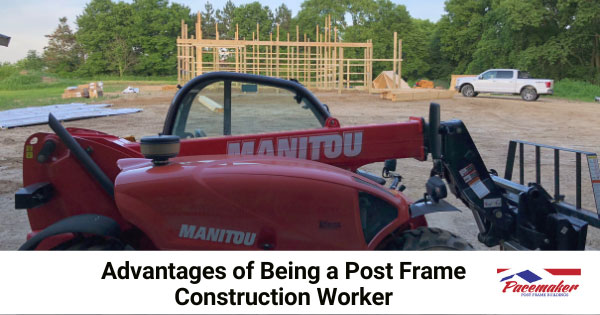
426, 176, 447, 203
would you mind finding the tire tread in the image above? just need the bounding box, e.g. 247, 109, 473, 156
381, 227, 474, 251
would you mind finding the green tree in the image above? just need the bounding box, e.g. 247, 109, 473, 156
347, 0, 378, 26
17, 50, 44, 71
43, 17, 81, 74
274, 3, 293, 37
461, 0, 600, 81
436, 0, 492, 74
216, 0, 236, 39
344, 0, 428, 79
129, 0, 192, 75
232, 2, 273, 40
201, 2, 217, 39
76, 0, 134, 75
295, 0, 347, 41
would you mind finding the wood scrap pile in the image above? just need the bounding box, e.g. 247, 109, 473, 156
62, 82, 104, 99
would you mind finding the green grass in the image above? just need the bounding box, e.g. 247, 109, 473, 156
0, 87, 123, 110
551, 79, 600, 102
0, 70, 176, 110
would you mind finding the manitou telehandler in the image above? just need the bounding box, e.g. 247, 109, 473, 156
14, 72, 600, 250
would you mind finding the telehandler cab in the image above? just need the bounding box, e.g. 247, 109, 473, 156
15, 72, 600, 250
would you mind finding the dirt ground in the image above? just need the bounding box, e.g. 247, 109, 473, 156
1, 88, 599, 250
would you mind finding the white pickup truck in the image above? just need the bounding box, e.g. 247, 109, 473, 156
455, 69, 554, 101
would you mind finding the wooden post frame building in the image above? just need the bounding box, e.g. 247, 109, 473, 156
177, 14, 403, 93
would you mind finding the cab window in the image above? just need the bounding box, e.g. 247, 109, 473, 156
481, 71, 497, 80
496, 71, 513, 79
172, 80, 323, 139
518, 71, 531, 79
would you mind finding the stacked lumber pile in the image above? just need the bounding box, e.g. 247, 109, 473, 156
62, 82, 104, 99
380, 89, 456, 102
373, 70, 456, 102
414, 80, 434, 89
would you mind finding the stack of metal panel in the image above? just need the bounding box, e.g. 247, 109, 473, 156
0, 103, 141, 129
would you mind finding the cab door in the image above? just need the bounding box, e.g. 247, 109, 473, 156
493, 70, 516, 93
474, 70, 497, 93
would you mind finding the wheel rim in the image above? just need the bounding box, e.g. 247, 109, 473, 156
464, 86, 474, 97
524, 89, 535, 101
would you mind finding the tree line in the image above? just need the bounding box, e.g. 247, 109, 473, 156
17, 0, 600, 83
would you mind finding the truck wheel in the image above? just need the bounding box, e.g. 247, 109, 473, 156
521, 87, 538, 101
51, 236, 129, 250
461, 84, 475, 97
379, 227, 473, 250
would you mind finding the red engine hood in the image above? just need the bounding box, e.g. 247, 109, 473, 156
116, 154, 376, 188
113, 155, 413, 250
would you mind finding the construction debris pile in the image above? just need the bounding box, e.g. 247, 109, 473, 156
373, 71, 455, 102
62, 82, 104, 99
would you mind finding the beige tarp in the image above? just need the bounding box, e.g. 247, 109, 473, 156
373, 71, 410, 90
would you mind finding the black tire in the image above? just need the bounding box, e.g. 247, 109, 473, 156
379, 227, 474, 251
473, 92, 479, 97
52, 236, 128, 250
521, 87, 538, 101
535, 94, 540, 100
461, 84, 476, 97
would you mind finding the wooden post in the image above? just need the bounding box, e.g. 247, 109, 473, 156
196, 12, 201, 40
196, 14, 202, 76
333, 27, 338, 90
269, 33, 273, 77
398, 39, 403, 86
393, 32, 398, 88
235, 46, 240, 72
338, 47, 343, 94
316, 24, 319, 87
304, 33, 307, 84
255, 31, 258, 75
346, 59, 350, 89
285, 32, 292, 80
325, 16, 329, 88
177, 38, 181, 84
296, 25, 300, 80
276, 24, 280, 79
369, 42, 374, 93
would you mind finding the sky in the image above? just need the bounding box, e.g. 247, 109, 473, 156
0, 0, 446, 63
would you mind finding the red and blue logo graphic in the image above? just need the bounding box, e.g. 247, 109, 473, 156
497, 268, 581, 297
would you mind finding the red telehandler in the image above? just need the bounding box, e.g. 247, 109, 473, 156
14, 72, 600, 250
